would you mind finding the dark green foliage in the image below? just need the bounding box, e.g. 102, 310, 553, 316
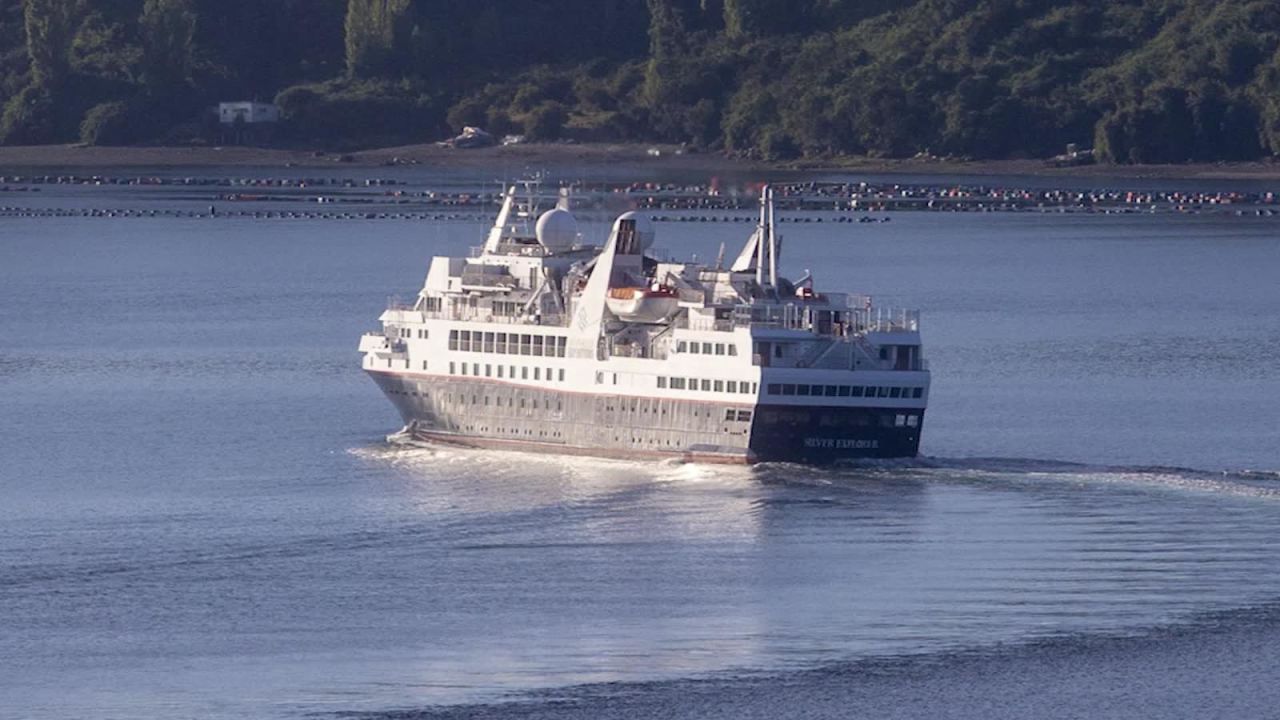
0, 84, 55, 144
79, 100, 134, 144
524, 102, 568, 141
275, 79, 443, 149
3, 0, 1280, 162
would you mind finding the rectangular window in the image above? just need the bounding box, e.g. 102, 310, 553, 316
736, 410, 752, 422
715, 344, 725, 356
472, 363, 479, 376
913, 387, 924, 399
838, 385, 850, 397
688, 377, 697, 390
895, 414, 907, 427
729, 381, 740, 393
520, 334, 532, 355
533, 336, 544, 356
724, 409, 736, 421
678, 341, 687, 352
728, 345, 738, 356
557, 336, 567, 358
798, 385, 811, 396
742, 383, 753, 394
864, 386, 877, 397
907, 415, 919, 427
485, 364, 491, 377
522, 367, 528, 380
658, 377, 668, 389
497, 365, 504, 378
460, 363, 467, 375
690, 343, 700, 354
422, 361, 428, 370
890, 387, 902, 398
483, 332, 495, 353
851, 386, 864, 397
497, 332, 508, 354
449, 329, 458, 351
671, 377, 686, 389
782, 384, 797, 395
767, 383, 780, 395
558, 369, 565, 382
547, 368, 553, 382
825, 385, 839, 397
700, 379, 711, 391
449, 361, 455, 374
702, 342, 712, 354
534, 367, 541, 380
877, 387, 889, 398
714, 380, 724, 392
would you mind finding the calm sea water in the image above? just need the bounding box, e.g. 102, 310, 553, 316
2, 166, 1279, 719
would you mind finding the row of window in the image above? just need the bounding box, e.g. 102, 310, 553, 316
767, 383, 925, 399
675, 340, 739, 356
449, 361, 566, 383
395, 328, 429, 339
657, 377, 759, 394
449, 330, 568, 357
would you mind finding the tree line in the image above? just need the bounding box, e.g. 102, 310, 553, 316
2, 0, 1280, 163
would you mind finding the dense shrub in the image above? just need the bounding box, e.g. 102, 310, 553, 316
0, 85, 56, 145
79, 100, 134, 145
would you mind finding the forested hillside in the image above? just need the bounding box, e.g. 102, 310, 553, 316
3, 0, 1280, 163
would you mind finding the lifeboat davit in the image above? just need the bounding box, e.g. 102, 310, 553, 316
606, 285, 679, 323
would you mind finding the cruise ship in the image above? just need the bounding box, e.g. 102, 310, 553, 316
359, 184, 929, 464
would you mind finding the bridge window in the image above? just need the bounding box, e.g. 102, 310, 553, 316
913, 387, 924, 398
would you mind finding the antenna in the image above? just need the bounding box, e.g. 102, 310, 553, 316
756, 185, 767, 287
766, 185, 778, 289
715, 242, 725, 270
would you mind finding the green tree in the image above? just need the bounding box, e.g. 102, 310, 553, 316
344, 0, 411, 78
139, 0, 196, 95
24, 0, 80, 88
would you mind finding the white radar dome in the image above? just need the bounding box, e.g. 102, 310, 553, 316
612, 210, 656, 251
535, 208, 578, 251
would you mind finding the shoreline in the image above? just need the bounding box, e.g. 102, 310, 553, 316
2, 142, 1280, 181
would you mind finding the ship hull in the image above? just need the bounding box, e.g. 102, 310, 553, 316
368, 370, 922, 465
